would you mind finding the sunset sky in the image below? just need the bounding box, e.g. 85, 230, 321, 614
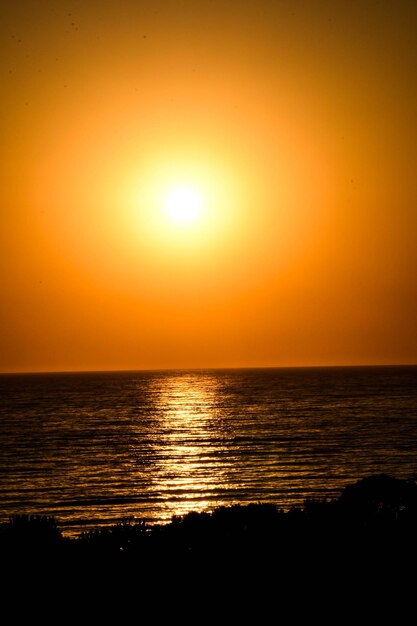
1, 0, 416, 372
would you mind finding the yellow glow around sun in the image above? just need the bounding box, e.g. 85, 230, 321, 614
164, 186, 203, 224
122, 156, 246, 261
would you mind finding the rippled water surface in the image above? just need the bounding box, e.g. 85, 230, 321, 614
1, 366, 416, 535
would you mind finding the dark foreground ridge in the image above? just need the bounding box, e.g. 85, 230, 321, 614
2, 474, 417, 591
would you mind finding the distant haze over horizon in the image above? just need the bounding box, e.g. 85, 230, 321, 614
1, 1, 416, 373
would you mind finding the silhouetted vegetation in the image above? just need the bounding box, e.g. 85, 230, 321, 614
2, 475, 417, 582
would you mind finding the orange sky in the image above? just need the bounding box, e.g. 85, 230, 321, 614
1, 0, 416, 372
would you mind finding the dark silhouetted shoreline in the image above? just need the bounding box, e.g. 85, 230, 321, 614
2, 474, 417, 583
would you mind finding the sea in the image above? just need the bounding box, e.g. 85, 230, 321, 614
0, 366, 416, 536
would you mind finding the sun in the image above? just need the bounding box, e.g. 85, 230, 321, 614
124, 161, 237, 252
164, 186, 203, 224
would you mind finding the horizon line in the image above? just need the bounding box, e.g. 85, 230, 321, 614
1, 362, 416, 376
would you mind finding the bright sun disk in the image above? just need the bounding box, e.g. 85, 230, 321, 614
164, 186, 203, 224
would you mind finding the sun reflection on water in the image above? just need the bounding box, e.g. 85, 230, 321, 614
146, 372, 229, 520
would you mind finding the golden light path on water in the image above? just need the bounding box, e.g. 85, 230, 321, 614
147, 373, 230, 521
129, 370, 314, 524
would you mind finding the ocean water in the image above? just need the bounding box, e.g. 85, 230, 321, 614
0, 366, 416, 536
